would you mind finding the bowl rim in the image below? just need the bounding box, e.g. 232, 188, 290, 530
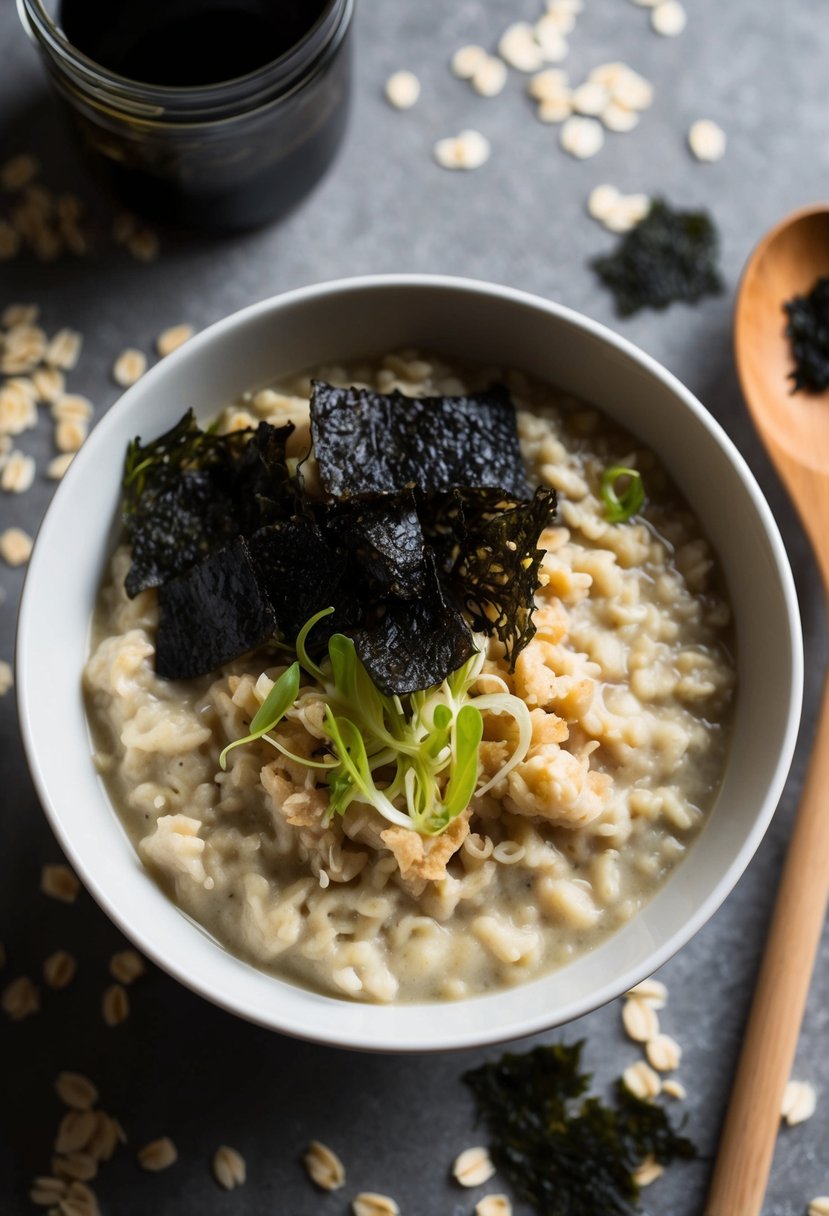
16, 272, 804, 1052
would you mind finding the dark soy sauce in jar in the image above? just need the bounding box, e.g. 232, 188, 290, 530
59, 0, 326, 88
45, 0, 351, 231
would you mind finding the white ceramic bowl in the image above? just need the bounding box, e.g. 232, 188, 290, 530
17, 275, 802, 1052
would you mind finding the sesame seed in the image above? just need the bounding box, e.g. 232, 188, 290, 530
385, 70, 421, 110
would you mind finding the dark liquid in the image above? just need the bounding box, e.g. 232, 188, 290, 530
59, 0, 327, 87
52, 0, 350, 231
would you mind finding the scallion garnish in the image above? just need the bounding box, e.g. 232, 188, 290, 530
600, 466, 645, 523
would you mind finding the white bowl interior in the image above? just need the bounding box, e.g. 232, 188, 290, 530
17, 276, 803, 1051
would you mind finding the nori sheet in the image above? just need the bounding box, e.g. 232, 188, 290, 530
155, 537, 277, 681
353, 553, 475, 696
122, 413, 298, 598
310, 381, 531, 500
248, 518, 361, 643
784, 275, 829, 392
319, 493, 426, 599
592, 198, 724, 317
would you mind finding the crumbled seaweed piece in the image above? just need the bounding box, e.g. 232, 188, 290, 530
248, 518, 361, 644
428, 485, 556, 667
784, 275, 829, 392
122, 410, 252, 597
353, 553, 475, 696
463, 1042, 696, 1216
592, 199, 724, 316
155, 536, 277, 681
310, 381, 531, 500
229, 420, 302, 531
320, 492, 427, 599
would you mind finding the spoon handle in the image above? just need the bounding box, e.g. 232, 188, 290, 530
705, 674, 829, 1216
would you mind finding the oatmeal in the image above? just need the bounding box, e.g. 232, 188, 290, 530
84, 352, 734, 1003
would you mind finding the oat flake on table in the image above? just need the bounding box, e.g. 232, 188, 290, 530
137, 1137, 178, 1171
453, 1145, 496, 1187
55, 1073, 98, 1112
303, 1140, 346, 1190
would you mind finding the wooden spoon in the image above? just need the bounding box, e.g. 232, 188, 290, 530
706, 203, 829, 1215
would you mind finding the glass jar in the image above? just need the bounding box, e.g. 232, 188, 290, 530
17, 0, 353, 232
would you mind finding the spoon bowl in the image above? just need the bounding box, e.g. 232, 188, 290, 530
735, 203, 829, 477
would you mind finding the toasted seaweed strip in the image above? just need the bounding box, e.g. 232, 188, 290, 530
426, 485, 557, 666
155, 537, 277, 681
310, 381, 531, 500
248, 518, 361, 643
353, 553, 475, 696
784, 275, 829, 392
123, 410, 253, 597
592, 198, 723, 317
122, 413, 300, 599
319, 492, 427, 599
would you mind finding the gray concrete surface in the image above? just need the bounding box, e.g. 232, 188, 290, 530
1, 0, 828, 1211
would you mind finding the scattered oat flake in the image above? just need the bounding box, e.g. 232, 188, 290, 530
0, 660, 12, 695
632, 1155, 664, 1187
537, 97, 572, 123
41, 863, 80, 903
109, 949, 145, 984
603, 192, 650, 233
0, 525, 33, 567
127, 227, 160, 262
102, 983, 129, 1027
451, 45, 487, 79
303, 1140, 346, 1190
542, 3, 576, 34
646, 1032, 682, 1072
622, 996, 660, 1042
352, 1194, 400, 1216
533, 16, 568, 63
662, 1078, 687, 1100
1, 450, 35, 492
473, 56, 508, 98
2, 975, 40, 1020
1, 153, 39, 191
611, 68, 653, 111
476, 1196, 512, 1216
571, 80, 609, 116
651, 0, 687, 36
623, 1060, 662, 1100
55, 1111, 97, 1155
56, 1073, 98, 1111
0, 382, 38, 435
781, 1079, 817, 1126
0, 221, 21, 259
453, 1146, 496, 1187
45, 328, 82, 370
55, 419, 88, 454
30, 1176, 67, 1206
156, 324, 194, 357
809, 1199, 829, 1216
689, 119, 726, 162
385, 70, 420, 109
601, 102, 640, 132
213, 1145, 246, 1189
528, 67, 569, 102
434, 130, 491, 171
588, 184, 621, 220
53, 393, 93, 422
44, 949, 77, 990
33, 366, 65, 402
47, 452, 75, 480
625, 978, 668, 1007
560, 115, 604, 158
2, 303, 38, 327
499, 22, 544, 72
137, 1137, 177, 1171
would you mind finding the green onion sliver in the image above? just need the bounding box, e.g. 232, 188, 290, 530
600, 465, 645, 523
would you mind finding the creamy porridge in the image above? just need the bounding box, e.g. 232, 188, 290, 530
84, 352, 735, 1004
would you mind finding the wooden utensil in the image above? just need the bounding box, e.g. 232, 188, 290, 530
707, 203, 829, 1215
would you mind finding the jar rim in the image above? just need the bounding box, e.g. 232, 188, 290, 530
17, 0, 351, 121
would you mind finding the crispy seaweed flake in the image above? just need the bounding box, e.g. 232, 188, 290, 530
310, 381, 531, 500
784, 275, 829, 392
122, 410, 252, 597
320, 493, 427, 599
155, 537, 277, 681
463, 1042, 696, 1216
248, 518, 361, 644
592, 199, 724, 317
352, 553, 475, 696
122, 413, 300, 598
428, 485, 556, 667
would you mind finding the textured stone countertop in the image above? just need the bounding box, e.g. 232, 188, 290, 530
1, 0, 828, 1212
